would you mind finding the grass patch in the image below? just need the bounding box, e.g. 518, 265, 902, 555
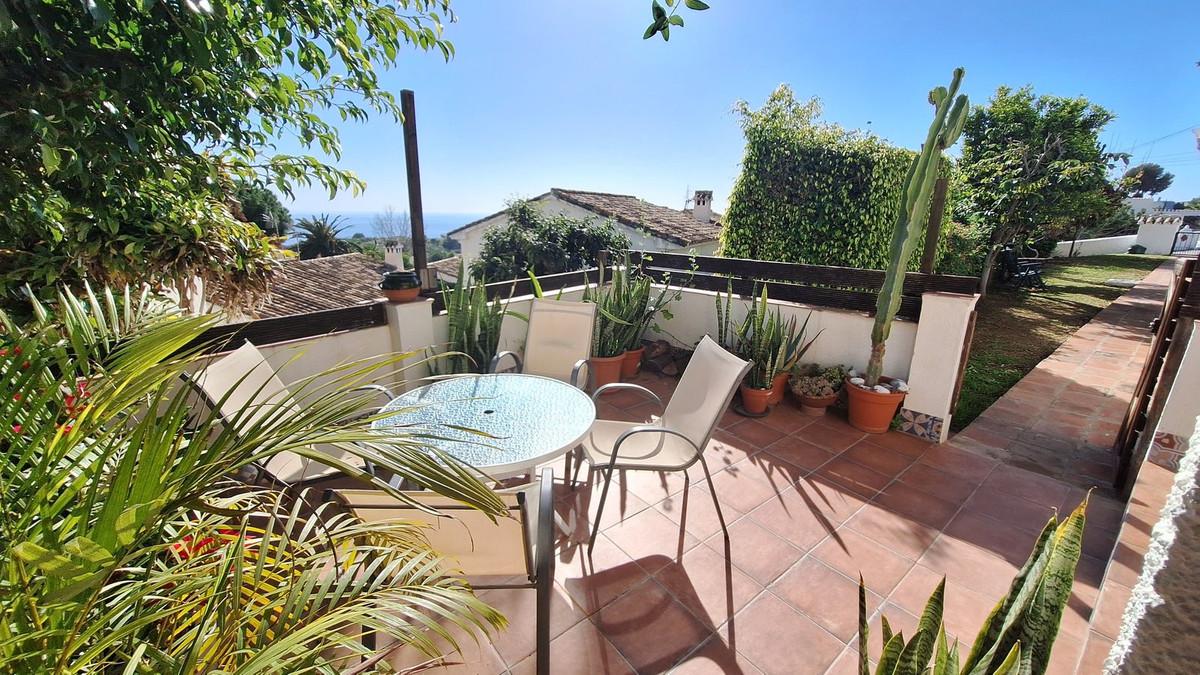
950, 254, 1168, 432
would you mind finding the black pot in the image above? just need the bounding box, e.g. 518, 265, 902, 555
380, 270, 420, 290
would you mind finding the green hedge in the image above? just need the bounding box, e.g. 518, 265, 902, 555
720, 86, 952, 271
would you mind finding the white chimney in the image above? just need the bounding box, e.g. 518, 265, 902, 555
692, 190, 713, 223
383, 241, 406, 270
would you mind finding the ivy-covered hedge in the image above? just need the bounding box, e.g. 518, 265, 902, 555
720, 86, 952, 271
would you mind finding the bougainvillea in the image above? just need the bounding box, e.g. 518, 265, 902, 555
719, 86, 953, 271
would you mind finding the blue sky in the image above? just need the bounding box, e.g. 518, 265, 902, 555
282, 0, 1200, 217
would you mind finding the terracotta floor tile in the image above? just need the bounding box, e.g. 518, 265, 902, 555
670, 635, 764, 674
1075, 633, 1113, 674
960, 487, 1058, 535
841, 440, 917, 478
896, 461, 978, 503
734, 593, 845, 674
825, 646, 864, 675
561, 479, 652, 537
918, 536, 1017, 599
868, 430, 933, 458
814, 456, 892, 497
655, 483, 743, 541
555, 535, 649, 616
480, 584, 585, 666
729, 419, 787, 449
509, 619, 634, 675
980, 464, 1072, 509
760, 403, 820, 435
843, 502, 939, 561
383, 622, 508, 675
773, 556, 882, 643
1043, 632, 1084, 675
762, 435, 836, 472
812, 528, 914, 597
802, 418, 868, 453
707, 431, 762, 472
613, 466, 696, 506
603, 506, 699, 573
654, 544, 764, 630
709, 460, 791, 514
748, 485, 854, 552
793, 476, 870, 523
1090, 581, 1132, 640
871, 482, 962, 529
705, 517, 804, 586
592, 580, 713, 674
917, 444, 997, 483
942, 510, 1041, 566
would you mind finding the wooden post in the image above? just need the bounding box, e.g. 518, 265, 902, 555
919, 176, 949, 274
400, 90, 429, 288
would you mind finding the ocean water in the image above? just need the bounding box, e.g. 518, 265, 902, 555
290, 212, 485, 239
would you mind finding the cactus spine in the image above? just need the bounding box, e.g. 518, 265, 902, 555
865, 68, 969, 386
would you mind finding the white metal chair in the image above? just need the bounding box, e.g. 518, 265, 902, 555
489, 298, 596, 389
328, 468, 555, 675
186, 341, 395, 487
579, 336, 751, 555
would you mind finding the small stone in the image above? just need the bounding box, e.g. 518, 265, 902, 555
896, 382, 910, 392
873, 385, 891, 394
849, 377, 865, 386
847, 368, 858, 377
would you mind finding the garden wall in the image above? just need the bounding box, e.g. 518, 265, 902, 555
1051, 235, 1136, 257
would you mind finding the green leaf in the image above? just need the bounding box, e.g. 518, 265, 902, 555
643, 22, 658, 39
669, 14, 685, 26
685, 0, 711, 9
41, 144, 61, 174
14, 541, 87, 577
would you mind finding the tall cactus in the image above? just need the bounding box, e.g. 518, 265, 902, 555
865, 68, 969, 385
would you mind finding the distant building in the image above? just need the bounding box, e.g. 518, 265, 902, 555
446, 188, 723, 273
249, 253, 395, 319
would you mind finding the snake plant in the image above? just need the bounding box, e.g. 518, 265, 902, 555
866, 68, 968, 386
584, 254, 679, 358
437, 259, 513, 374
858, 495, 1088, 675
718, 283, 820, 389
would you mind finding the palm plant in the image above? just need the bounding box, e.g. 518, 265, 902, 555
1, 286, 506, 673
294, 214, 361, 259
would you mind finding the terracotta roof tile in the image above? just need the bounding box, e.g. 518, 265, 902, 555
255, 253, 390, 319
550, 188, 721, 246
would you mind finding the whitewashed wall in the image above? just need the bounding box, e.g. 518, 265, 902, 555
1052, 235, 1137, 257
1137, 221, 1186, 255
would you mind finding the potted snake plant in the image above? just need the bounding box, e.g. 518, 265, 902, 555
847, 68, 968, 433
583, 261, 632, 389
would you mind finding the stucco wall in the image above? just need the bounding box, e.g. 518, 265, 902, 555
1136, 222, 1184, 255
1052, 235, 1137, 257
1156, 320, 1200, 441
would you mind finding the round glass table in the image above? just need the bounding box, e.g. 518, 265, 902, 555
372, 373, 597, 478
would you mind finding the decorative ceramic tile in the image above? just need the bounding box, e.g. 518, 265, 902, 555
1147, 431, 1186, 472
898, 408, 944, 443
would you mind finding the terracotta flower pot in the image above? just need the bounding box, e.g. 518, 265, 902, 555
845, 377, 906, 434
589, 354, 625, 390
767, 372, 790, 406
740, 384, 772, 416
621, 347, 645, 378
382, 287, 421, 303
799, 392, 838, 416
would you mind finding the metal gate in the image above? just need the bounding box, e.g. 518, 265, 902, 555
1114, 258, 1196, 492
1171, 226, 1200, 256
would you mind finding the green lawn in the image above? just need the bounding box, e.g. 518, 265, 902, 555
951, 254, 1169, 431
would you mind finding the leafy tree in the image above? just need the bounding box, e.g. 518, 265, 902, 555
234, 181, 292, 236
958, 86, 1125, 289
1081, 204, 1139, 238
1178, 197, 1200, 210
0, 0, 455, 311
428, 234, 461, 262
643, 0, 710, 41
1122, 163, 1174, 197
471, 201, 629, 279
293, 215, 361, 259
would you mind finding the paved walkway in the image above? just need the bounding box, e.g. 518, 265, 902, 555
949, 261, 1175, 492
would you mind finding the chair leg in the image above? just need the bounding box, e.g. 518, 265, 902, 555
570, 447, 585, 488
587, 463, 616, 557
535, 573, 551, 675
698, 455, 729, 539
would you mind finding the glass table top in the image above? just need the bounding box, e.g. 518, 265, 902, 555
373, 374, 596, 473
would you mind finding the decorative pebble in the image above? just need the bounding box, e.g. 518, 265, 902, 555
849, 377, 865, 386
873, 385, 891, 394
896, 382, 910, 392
847, 368, 858, 377
891, 379, 907, 388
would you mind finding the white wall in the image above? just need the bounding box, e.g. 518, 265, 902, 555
648, 286, 917, 380
1052, 235, 1137, 257
1157, 320, 1200, 441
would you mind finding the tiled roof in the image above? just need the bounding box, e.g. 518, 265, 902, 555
446, 188, 723, 247
428, 255, 462, 279
255, 253, 391, 319
1138, 213, 1200, 228
550, 188, 721, 246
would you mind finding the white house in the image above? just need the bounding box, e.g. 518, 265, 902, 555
446, 188, 723, 274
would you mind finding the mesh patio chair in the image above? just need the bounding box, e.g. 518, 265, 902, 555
186, 341, 396, 487
578, 336, 751, 555
489, 298, 596, 389
328, 467, 556, 675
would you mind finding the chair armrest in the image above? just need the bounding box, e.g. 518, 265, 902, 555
535, 467, 554, 582
570, 359, 588, 390
591, 382, 664, 413
489, 351, 523, 374
607, 424, 700, 464
350, 384, 397, 407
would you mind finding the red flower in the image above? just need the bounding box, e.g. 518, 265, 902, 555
12, 393, 21, 402
10, 425, 20, 434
